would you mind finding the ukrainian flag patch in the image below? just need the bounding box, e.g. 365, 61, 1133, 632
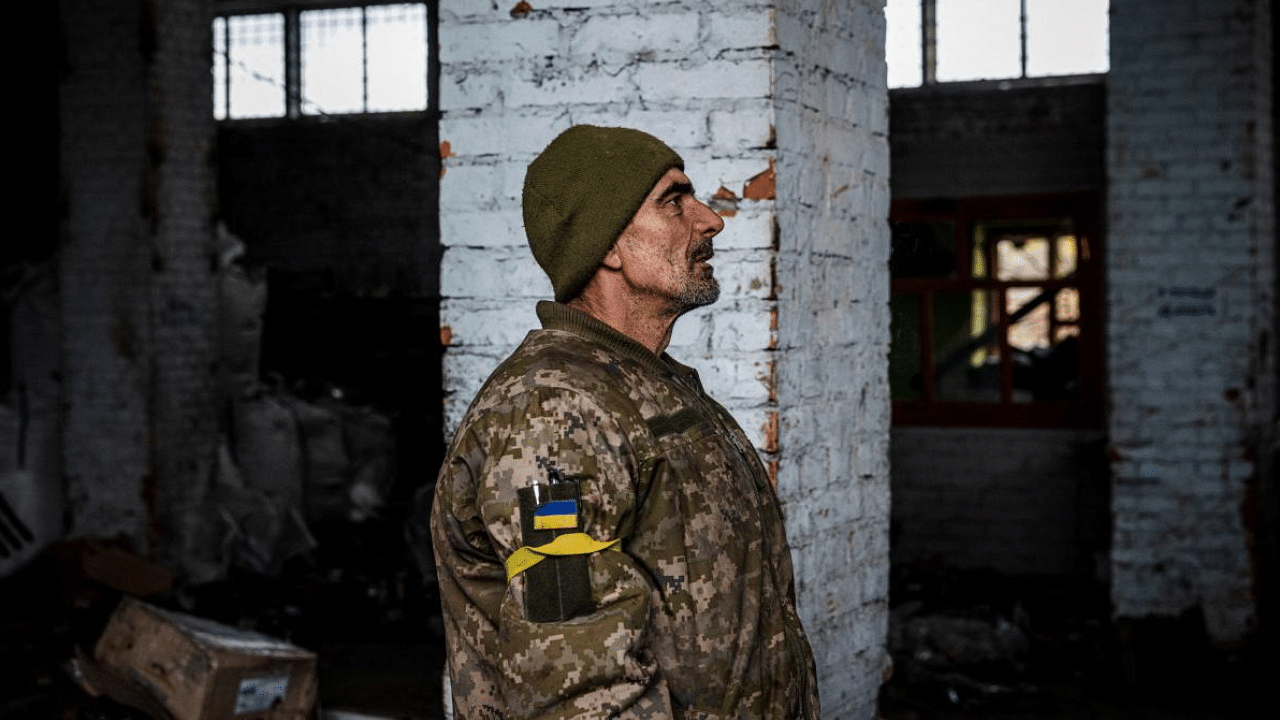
533, 499, 578, 530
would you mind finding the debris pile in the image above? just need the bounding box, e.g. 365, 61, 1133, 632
881, 560, 1111, 716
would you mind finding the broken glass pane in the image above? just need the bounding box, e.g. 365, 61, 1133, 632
1055, 287, 1080, 322
934, 291, 999, 402
996, 235, 1051, 282
1006, 286, 1051, 351
1008, 286, 1080, 402
1054, 234, 1078, 278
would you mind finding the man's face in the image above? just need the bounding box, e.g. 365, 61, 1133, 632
614, 167, 726, 314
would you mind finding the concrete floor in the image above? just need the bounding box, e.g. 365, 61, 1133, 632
878, 648, 1274, 720
879, 564, 1276, 720
0, 530, 444, 720
3, 545, 1274, 720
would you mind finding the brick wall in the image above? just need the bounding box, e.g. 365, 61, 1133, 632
773, 1, 891, 714
60, 0, 155, 544
437, 0, 891, 715
59, 0, 220, 574
890, 80, 1106, 199
890, 428, 1110, 578
146, 0, 221, 575
1107, 0, 1275, 643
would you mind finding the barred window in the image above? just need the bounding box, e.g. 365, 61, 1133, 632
214, 2, 428, 119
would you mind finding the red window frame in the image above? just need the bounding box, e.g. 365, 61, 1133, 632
890, 193, 1103, 428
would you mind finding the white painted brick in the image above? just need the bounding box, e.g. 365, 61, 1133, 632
665, 307, 714, 353
440, 116, 539, 158
440, 246, 550, 298
709, 106, 775, 150
439, 209, 525, 248
441, 300, 540, 347
696, 155, 777, 195
521, 0, 618, 9
568, 109, 709, 149
634, 58, 773, 101
439, 162, 506, 211
708, 302, 775, 352
440, 68, 503, 111
439, 18, 561, 64
61, 0, 222, 575
696, 355, 774, 403
505, 61, 639, 107
703, 9, 775, 53
715, 209, 775, 251
711, 249, 774, 299
572, 13, 699, 59
727, 404, 774, 450
438, 0, 505, 21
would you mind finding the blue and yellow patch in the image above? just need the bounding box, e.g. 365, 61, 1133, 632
533, 499, 578, 530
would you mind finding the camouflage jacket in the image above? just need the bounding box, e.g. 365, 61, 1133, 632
425, 302, 819, 719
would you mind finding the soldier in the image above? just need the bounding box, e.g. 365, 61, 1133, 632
418, 125, 819, 719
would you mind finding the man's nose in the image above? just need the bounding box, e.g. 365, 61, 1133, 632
695, 198, 725, 236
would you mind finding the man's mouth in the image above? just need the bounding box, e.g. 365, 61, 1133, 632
692, 245, 714, 263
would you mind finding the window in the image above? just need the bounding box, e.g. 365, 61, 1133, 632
886, 0, 1109, 88
215, 13, 287, 119
890, 195, 1102, 427
214, 2, 428, 119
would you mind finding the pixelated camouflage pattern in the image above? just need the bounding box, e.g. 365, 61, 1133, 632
420, 301, 819, 719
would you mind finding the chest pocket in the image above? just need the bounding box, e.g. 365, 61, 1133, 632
645, 407, 705, 440
645, 406, 760, 542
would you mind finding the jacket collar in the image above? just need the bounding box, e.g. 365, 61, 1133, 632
535, 301, 701, 386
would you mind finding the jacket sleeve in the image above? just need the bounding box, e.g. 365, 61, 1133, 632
430, 385, 675, 720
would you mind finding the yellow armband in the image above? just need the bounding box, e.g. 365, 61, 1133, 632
505, 532, 621, 581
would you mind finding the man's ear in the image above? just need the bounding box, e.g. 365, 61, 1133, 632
600, 241, 624, 271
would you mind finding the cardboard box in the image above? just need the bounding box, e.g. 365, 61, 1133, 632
84, 596, 317, 720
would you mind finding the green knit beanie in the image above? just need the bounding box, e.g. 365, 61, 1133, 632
523, 125, 684, 302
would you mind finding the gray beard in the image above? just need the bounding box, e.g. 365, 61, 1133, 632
674, 274, 720, 313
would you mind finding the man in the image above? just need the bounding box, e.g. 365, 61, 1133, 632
420, 125, 819, 719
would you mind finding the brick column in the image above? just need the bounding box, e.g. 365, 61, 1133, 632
60, 0, 154, 544
774, 1, 891, 713
147, 0, 221, 577
437, 0, 891, 715
59, 0, 219, 575
1107, 0, 1274, 643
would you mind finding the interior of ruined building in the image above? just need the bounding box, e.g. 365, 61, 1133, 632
2, 1, 1277, 719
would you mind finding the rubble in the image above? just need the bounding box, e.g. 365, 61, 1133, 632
881, 561, 1100, 714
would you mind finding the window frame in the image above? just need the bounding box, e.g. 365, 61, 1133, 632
214, 0, 431, 120
890, 192, 1104, 428
890, 0, 1109, 88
